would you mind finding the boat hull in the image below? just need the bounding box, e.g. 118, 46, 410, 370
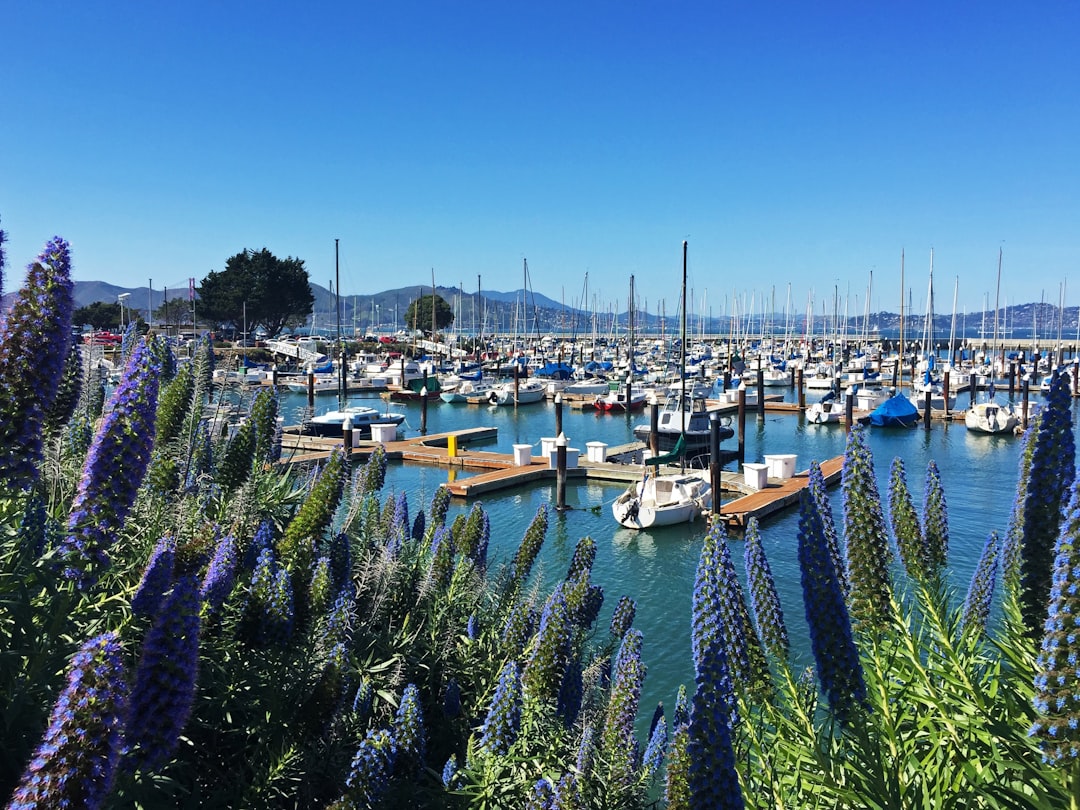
611, 473, 711, 529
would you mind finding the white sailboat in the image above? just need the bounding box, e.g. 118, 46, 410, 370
966, 248, 1020, 434
613, 241, 713, 529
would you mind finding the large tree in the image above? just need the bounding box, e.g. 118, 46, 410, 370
404, 293, 454, 335
73, 301, 123, 331
197, 248, 314, 337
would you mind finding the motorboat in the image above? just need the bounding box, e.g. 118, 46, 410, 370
612, 469, 711, 528
301, 405, 406, 438
594, 386, 647, 413
632, 380, 731, 463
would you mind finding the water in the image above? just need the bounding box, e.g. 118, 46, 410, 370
268, 385, 1064, 725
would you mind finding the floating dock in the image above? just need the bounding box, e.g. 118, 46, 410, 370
279, 426, 843, 527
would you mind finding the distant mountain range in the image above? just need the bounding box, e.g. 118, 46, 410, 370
5, 280, 1078, 339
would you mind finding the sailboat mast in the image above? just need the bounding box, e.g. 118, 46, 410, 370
335, 238, 346, 408
680, 241, 688, 472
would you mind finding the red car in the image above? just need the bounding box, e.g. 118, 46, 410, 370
82, 331, 122, 344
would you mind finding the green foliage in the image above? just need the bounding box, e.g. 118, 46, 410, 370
72, 300, 122, 330
197, 248, 314, 338
405, 293, 455, 334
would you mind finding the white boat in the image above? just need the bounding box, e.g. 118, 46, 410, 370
632, 379, 730, 462
488, 379, 546, 405
614, 241, 717, 530
965, 400, 1020, 434
284, 374, 340, 394
301, 405, 406, 438
440, 378, 496, 404
563, 377, 610, 396
612, 470, 711, 528
594, 386, 647, 413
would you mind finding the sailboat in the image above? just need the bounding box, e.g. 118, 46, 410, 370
966, 248, 1020, 434
612, 242, 714, 529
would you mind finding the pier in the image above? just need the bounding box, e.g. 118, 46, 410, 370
279, 426, 843, 528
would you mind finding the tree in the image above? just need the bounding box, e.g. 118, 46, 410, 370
73, 301, 122, 331
404, 294, 454, 335
196, 248, 314, 337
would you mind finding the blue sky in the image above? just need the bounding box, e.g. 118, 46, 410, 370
2, 2, 1077, 317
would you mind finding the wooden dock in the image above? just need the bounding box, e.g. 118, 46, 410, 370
716, 455, 844, 528
279, 425, 845, 528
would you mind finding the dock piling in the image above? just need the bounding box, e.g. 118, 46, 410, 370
420, 386, 428, 435
923, 389, 932, 430
555, 432, 567, 511
307, 364, 315, 409
648, 395, 659, 456
797, 368, 805, 411
757, 368, 765, 419
554, 392, 563, 436
737, 388, 746, 465
709, 412, 722, 515
845, 388, 854, 433
943, 371, 951, 417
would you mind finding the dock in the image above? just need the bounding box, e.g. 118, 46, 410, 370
716, 455, 844, 529
279, 426, 843, 528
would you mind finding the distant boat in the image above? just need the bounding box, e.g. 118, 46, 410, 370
861, 391, 919, 428
594, 386, 647, 413
488, 379, 546, 406
301, 405, 406, 438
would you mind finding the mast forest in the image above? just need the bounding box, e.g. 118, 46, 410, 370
1, 225, 1079, 809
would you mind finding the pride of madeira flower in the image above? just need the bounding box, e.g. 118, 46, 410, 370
8, 632, 128, 810
1031, 480, 1080, 763
0, 236, 75, 489
59, 337, 161, 588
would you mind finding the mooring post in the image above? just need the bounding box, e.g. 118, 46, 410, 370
1009, 362, 1016, 397
420, 386, 428, 436
555, 432, 567, 511
723, 369, 731, 392
513, 363, 520, 408
756, 368, 765, 419
342, 415, 353, 463
1022, 379, 1030, 430
943, 370, 951, 417
709, 412, 722, 515
307, 364, 315, 409
271, 364, 278, 387
648, 394, 659, 456
797, 367, 806, 411
554, 391, 563, 437
1073, 360, 1079, 398
845, 387, 854, 433
924, 389, 932, 430
970, 370, 977, 409
737, 387, 746, 466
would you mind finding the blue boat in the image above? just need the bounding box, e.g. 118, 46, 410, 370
862, 392, 919, 428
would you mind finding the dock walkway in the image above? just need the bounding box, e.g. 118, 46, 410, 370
717, 455, 844, 528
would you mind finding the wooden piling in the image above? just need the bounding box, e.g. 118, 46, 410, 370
757, 368, 765, 419
420, 386, 429, 435
554, 392, 563, 436
555, 433, 567, 511
923, 389, 932, 430
797, 368, 805, 411
737, 388, 746, 465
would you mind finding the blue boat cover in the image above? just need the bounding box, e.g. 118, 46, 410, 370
867, 393, 919, 428
535, 362, 574, 379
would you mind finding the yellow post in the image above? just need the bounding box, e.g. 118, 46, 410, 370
447, 434, 457, 458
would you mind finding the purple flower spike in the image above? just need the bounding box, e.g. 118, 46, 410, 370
960, 532, 999, 638
478, 661, 522, 756
8, 632, 128, 810
345, 728, 397, 807
609, 595, 636, 638
602, 629, 647, 786
60, 338, 161, 588
200, 533, 237, 611
125, 577, 202, 773
132, 535, 177, 617
0, 236, 75, 488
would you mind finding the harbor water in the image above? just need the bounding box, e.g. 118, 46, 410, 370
261, 383, 1063, 730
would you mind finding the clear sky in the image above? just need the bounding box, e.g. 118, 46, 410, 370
2, 2, 1077, 318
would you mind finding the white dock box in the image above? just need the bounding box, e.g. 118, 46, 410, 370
512, 444, 534, 466
763, 454, 797, 480
370, 423, 397, 444
586, 441, 608, 463
540, 437, 558, 458
743, 462, 770, 491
